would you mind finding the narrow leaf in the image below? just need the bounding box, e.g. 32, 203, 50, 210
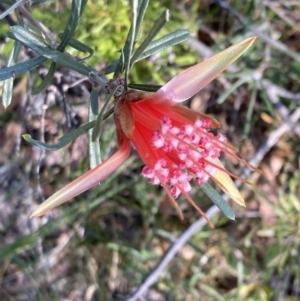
11, 26, 92, 76
90, 87, 99, 115
134, 29, 190, 62
131, 9, 169, 66
12, 26, 50, 48
201, 182, 235, 220
133, 0, 149, 45
0, 56, 46, 81
105, 59, 119, 75
23, 104, 113, 151
58, 34, 94, 61
2, 40, 21, 108
92, 88, 116, 141
128, 83, 161, 92
114, 0, 138, 78
22, 121, 95, 151
113, 49, 125, 77
58, 0, 87, 51
124, 0, 138, 82
32, 0, 50, 4
32, 61, 56, 95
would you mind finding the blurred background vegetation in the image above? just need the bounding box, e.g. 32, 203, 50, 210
1, 0, 300, 300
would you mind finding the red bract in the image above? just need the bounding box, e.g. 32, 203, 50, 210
31, 37, 256, 218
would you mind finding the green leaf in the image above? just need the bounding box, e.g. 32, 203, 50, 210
88, 88, 101, 169
201, 182, 235, 220
32, 0, 50, 4
11, 26, 92, 76
32, 61, 56, 95
22, 121, 95, 151
128, 83, 161, 92
58, 0, 88, 51
0, 56, 47, 81
113, 49, 125, 77
22, 107, 114, 151
131, 9, 169, 67
11, 25, 50, 48
105, 59, 119, 75
133, 0, 149, 45
78, 0, 88, 15
124, 0, 138, 83
115, 0, 138, 79
92, 88, 116, 142
58, 34, 94, 61
90, 87, 99, 115
2, 40, 21, 108
134, 29, 190, 62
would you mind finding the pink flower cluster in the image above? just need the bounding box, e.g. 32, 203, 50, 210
142, 116, 228, 198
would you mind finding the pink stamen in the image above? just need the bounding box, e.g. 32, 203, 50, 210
142, 116, 227, 199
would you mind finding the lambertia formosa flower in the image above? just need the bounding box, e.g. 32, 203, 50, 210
31, 37, 256, 219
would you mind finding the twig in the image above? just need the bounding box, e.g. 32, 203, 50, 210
216, 0, 300, 63
188, 36, 300, 137
126, 107, 300, 301
261, 79, 300, 105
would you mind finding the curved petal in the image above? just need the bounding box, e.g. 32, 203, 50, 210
30, 137, 131, 217
154, 37, 256, 105
210, 158, 245, 207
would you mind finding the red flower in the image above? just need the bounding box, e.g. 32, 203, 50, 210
31, 37, 256, 218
